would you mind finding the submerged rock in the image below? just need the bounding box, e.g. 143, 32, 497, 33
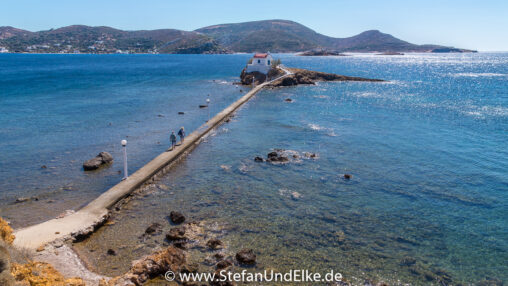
400, 256, 417, 266
169, 211, 186, 224
143, 223, 162, 236
220, 165, 231, 171
216, 259, 233, 270
83, 152, 113, 171
477, 277, 504, 286
235, 248, 256, 265
206, 239, 223, 250
166, 227, 186, 241
291, 191, 303, 200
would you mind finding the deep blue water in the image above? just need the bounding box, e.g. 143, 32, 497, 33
1, 53, 508, 284
0, 54, 249, 225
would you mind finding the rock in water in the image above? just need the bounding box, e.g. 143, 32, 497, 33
267, 151, 278, 159
266, 151, 289, 163
169, 211, 186, 224
344, 174, 352, 180
235, 248, 256, 265
254, 156, 264, 162
83, 152, 113, 171
98, 151, 113, 163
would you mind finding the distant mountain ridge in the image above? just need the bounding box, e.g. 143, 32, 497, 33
0, 20, 476, 54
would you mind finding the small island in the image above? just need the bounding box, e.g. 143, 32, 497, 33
297, 49, 348, 56
240, 52, 383, 87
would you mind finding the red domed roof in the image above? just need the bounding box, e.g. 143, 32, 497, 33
253, 53, 268, 58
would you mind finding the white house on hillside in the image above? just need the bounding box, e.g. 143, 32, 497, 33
246, 52, 273, 74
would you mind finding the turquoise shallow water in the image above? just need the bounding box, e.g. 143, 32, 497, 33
2, 53, 508, 284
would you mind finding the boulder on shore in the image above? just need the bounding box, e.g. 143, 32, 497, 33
83, 152, 113, 171
106, 246, 186, 286
0, 218, 15, 244
0, 245, 14, 286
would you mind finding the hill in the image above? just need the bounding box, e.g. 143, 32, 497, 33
0, 20, 476, 54
0, 25, 227, 54
196, 20, 476, 53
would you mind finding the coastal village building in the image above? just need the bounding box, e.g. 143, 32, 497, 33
246, 52, 273, 74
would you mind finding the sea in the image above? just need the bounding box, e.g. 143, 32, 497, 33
0, 53, 507, 284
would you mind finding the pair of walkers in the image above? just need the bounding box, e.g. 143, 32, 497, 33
169, 127, 185, 150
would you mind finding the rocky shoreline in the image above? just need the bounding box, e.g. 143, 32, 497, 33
240, 67, 384, 87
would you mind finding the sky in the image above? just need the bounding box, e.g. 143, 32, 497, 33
1, 0, 507, 51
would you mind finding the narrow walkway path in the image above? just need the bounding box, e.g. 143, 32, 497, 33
14, 68, 290, 250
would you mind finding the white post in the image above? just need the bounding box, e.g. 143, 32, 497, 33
206, 98, 211, 122
121, 139, 128, 180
